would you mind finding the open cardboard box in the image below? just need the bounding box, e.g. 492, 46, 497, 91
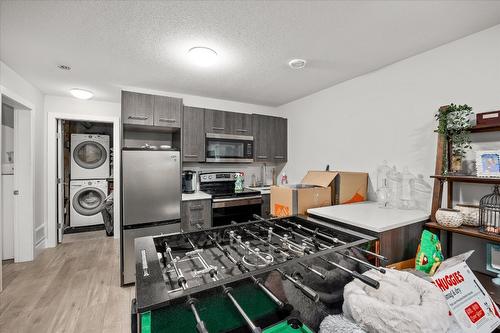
270, 170, 368, 217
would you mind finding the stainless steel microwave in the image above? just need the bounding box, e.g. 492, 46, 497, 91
205, 133, 254, 163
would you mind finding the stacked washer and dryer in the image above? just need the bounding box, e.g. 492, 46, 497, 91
70, 134, 110, 227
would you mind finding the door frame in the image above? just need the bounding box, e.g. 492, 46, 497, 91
46, 112, 121, 248
0, 86, 36, 265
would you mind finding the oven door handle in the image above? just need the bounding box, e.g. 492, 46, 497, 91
212, 196, 262, 208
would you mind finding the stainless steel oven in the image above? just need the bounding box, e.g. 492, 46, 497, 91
212, 195, 262, 227
199, 172, 262, 227
205, 133, 254, 163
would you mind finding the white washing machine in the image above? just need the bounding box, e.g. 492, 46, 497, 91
70, 180, 108, 227
71, 134, 110, 179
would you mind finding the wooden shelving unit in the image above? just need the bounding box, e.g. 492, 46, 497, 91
425, 222, 500, 243
428, 107, 500, 302
430, 175, 500, 185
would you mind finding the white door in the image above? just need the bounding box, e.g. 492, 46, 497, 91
13, 108, 34, 261
57, 119, 64, 243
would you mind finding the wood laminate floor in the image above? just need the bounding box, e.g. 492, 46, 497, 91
0, 231, 134, 333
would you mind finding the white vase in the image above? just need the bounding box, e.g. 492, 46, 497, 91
454, 204, 479, 227
436, 208, 464, 228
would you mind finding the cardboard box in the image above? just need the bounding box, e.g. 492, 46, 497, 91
432, 251, 500, 333
270, 170, 368, 217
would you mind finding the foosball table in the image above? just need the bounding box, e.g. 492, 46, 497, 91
132, 215, 385, 333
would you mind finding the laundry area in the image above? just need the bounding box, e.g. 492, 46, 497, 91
59, 120, 114, 238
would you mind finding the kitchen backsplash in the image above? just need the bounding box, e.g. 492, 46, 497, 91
183, 162, 285, 189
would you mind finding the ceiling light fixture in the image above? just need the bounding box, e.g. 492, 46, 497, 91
288, 59, 307, 70
70, 88, 94, 100
57, 64, 71, 71
187, 47, 218, 67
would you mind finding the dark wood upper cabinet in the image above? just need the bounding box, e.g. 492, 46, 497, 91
204, 109, 227, 133
252, 114, 274, 162
153, 95, 182, 128
122, 91, 154, 126
252, 114, 287, 163
273, 117, 287, 162
228, 112, 252, 135
182, 106, 205, 162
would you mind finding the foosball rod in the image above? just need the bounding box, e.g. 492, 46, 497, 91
202, 231, 286, 309
182, 233, 262, 333
164, 242, 209, 333
234, 223, 326, 279
253, 215, 387, 261
258, 219, 385, 274
229, 230, 320, 303
253, 222, 380, 289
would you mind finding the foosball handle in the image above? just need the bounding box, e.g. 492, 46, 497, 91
295, 283, 320, 303
196, 321, 209, 333
351, 271, 380, 289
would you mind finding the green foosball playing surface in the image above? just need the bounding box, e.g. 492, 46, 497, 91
140, 282, 285, 332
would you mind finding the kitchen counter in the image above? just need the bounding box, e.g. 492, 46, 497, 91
245, 186, 271, 195
308, 201, 430, 264
181, 191, 211, 201
307, 201, 429, 233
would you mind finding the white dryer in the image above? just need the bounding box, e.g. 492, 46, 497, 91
71, 134, 110, 179
70, 179, 108, 227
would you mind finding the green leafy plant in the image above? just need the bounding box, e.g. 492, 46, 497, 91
435, 103, 473, 174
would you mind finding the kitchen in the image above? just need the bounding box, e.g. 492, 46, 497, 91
2, 1, 500, 333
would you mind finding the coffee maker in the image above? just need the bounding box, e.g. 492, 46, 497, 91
182, 170, 197, 193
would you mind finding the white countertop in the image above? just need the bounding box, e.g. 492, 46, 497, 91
246, 186, 271, 195
307, 201, 430, 233
182, 191, 212, 201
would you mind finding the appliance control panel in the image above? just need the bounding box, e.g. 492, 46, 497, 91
199, 172, 239, 183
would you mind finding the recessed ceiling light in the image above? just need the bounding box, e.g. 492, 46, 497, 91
57, 64, 71, 71
70, 88, 94, 100
187, 47, 218, 67
288, 59, 307, 70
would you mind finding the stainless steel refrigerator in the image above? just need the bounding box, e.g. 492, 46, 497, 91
120, 148, 181, 285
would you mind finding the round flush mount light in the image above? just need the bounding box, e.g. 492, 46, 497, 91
187, 47, 218, 67
288, 59, 307, 70
70, 88, 94, 100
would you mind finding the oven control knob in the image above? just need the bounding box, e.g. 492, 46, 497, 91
208, 175, 213, 180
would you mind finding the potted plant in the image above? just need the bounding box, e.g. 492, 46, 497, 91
435, 103, 473, 174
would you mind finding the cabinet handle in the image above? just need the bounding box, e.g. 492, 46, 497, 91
212, 127, 225, 130
184, 154, 199, 158
141, 249, 149, 277
159, 118, 177, 123
274, 155, 285, 159
257, 155, 268, 159
235, 129, 248, 132
189, 205, 204, 211
128, 116, 148, 120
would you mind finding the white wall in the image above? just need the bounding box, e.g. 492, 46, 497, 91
279, 24, 500, 201
0, 61, 45, 261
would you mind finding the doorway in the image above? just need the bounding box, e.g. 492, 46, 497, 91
0, 92, 35, 291
57, 120, 114, 242
46, 112, 120, 248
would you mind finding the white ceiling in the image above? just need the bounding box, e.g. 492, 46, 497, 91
2, 1, 500, 106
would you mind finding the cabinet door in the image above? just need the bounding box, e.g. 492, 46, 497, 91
182, 106, 205, 162
153, 95, 182, 128
252, 114, 273, 162
229, 112, 252, 136
261, 194, 271, 219
205, 109, 227, 133
273, 117, 287, 163
181, 199, 212, 232
121, 91, 154, 126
